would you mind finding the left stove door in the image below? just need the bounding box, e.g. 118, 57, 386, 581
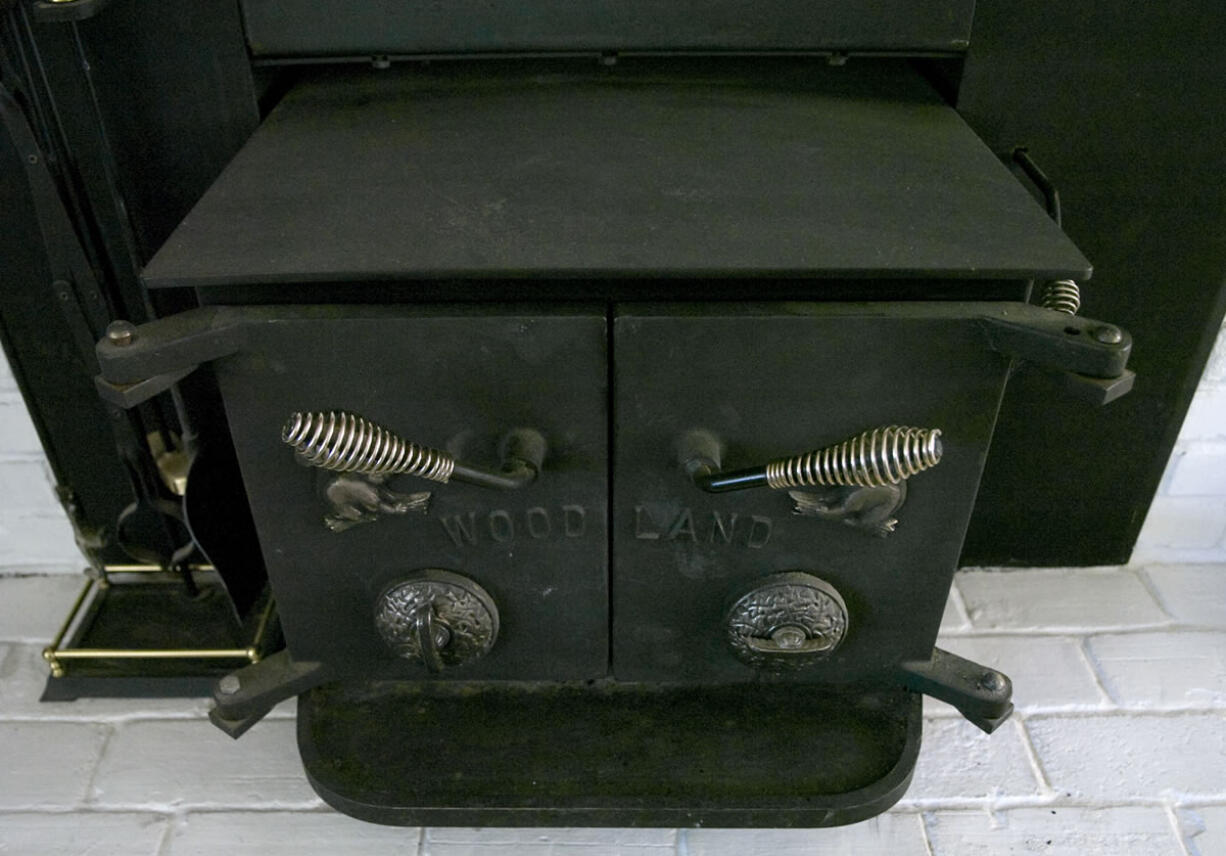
212, 306, 609, 681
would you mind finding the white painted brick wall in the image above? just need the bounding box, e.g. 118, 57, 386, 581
925, 807, 1185, 856
0, 357, 83, 571
0, 720, 109, 808
684, 815, 928, 855
164, 812, 414, 856
426, 828, 675, 855
1026, 713, 1226, 801
955, 567, 1169, 629
1086, 630, 1226, 708
0, 812, 169, 856
1143, 564, 1226, 627
1134, 320, 1226, 562
90, 719, 321, 808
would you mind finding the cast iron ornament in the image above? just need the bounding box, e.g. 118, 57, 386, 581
725, 572, 848, 670
374, 570, 499, 671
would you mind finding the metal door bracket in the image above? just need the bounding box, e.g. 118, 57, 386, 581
94, 306, 255, 406
977, 305, 1131, 379
209, 650, 334, 739
94, 366, 194, 409
897, 647, 1013, 733
1061, 368, 1137, 406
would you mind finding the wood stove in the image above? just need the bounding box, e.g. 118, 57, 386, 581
83, 38, 1134, 825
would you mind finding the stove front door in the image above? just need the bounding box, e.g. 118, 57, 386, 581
213, 306, 609, 681
611, 303, 1012, 683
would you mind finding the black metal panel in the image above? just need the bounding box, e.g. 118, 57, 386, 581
213, 307, 608, 680
0, 93, 130, 563
240, 0, 973, 58
612, 305, 1010, 683
956, 0, 1226, 565
71, 0, 259, 263
143, 60, 1090, 289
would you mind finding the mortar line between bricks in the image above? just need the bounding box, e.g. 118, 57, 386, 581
1171, 799, 1226, 808
0, 567, 88, 576
415, 825, 426, 856
1020, 709, 1226, 721
1135, 566, 1180, 621
426, 843, 676, 848
81, 722, 115, 807
0, 807, 177, 816
1165, 803, 1195, 856
153, 812, 179, 856
0, 714, 216, 724
932, 700, 1226, 718
0, 716, 299, 726
912, 810, 936, 856
67, 800, 330, 813
900, 795, 1226, 812
159, 806, 339, 814
937, 622, 1182, 636
676, 827, 689, 856
1075, 634, 1119, 706
1013, 717, 1055, 798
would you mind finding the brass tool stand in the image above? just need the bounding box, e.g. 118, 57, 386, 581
41, 564, 278, 700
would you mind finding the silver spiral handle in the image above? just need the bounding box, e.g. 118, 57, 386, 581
764, 426, 942, 489
1040, 279, 1081, 315
282, 411, 455, 483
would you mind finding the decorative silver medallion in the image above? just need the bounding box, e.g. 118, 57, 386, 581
373, 570, 499, 671
725, 571, 848, 671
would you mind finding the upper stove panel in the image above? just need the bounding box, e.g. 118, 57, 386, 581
143, 60, 1092, 290
240, 0, 974, 58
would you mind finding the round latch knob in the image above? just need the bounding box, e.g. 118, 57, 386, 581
725, 572, 848, 671
374, 570, 499, 671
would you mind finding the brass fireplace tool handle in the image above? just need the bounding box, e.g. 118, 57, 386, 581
685, 425, 943, 494
282, 411, 545, 491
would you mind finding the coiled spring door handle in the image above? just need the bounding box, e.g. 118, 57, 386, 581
685, 425, 943, 493
282, 411, 546, 490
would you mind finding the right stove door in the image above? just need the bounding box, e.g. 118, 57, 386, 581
611, 303, 1012, 683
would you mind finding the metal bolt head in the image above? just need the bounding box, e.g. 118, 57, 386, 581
978, 671, 1005, 693
106, 321, 137, 347
1093, 325, 1124, 345
218, 674, 241, 695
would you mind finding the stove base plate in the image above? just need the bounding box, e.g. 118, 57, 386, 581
298, 680, 920, 827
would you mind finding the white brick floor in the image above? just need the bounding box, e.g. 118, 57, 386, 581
0, 565, 1224, 855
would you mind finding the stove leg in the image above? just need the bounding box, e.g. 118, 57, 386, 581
208, 650, 333, 738
897, 647, 1013, 733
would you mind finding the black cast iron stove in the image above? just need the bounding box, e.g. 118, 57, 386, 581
90, 3, 1134, 827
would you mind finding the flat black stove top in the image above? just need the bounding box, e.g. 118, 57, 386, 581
143, 59, 1089, 291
